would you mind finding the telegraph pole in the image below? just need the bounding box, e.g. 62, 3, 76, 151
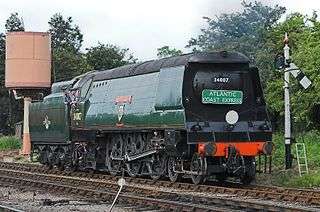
283, 33, 292, 169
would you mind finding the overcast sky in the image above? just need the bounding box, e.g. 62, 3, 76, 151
0, 0, 318, 60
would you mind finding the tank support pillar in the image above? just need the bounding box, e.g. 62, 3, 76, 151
22, 97, 32, 155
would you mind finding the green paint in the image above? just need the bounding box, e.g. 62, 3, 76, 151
84, 66, 186, 129
202, 89, 243, 104
29, 93, 70, 143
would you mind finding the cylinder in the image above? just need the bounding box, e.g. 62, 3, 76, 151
5, 31, 51, 89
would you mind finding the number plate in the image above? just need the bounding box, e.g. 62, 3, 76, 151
202, 89, 243, 104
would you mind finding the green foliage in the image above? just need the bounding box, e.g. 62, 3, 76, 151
86, 43, 136, 70
258, 131, 320, 188
270, 133, 285, 168
52, 48, 91, 82
157, 46, 182, 58
272, 131, 320, 169
283, 172, 320, 188
187, 1, 285, 66
48, 13, 83, 52
187, 1, 286, 85
48, 14, 91, 81
5, 13, 24, 32
0, 136, 21, 150
0, 33, 5, 87
266, 13, 320, 128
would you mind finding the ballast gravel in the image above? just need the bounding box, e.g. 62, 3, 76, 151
0, 186, 128, 212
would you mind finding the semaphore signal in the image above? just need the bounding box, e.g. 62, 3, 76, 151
275, 33, 312, 169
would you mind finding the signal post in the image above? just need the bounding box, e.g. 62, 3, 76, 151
276, 33, 312, 169
283, 34, 292, 169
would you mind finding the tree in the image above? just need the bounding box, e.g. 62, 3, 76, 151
0, 33, 5, 87
48, 13, 83, 52
52, 49, 91, 82
187, 1, 286, 83
86, 43, 136, 70
157, 46, 182, 58
265, 13, 320, 129
5, 13, 24, 32
48, 14, 90, 81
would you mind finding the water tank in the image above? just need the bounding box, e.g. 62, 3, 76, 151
5, 32, 51, 89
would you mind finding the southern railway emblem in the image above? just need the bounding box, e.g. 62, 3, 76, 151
43, 115, 51, 130
115, 95, 132, 127
118, 105, 125, 122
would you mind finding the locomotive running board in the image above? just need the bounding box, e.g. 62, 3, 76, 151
125, 149, 162, 162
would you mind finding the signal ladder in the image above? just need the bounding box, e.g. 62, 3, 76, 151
295, 143, 309, 176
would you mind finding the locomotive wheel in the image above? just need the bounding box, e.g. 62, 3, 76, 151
57, 148, 66, 171
126, 162, 141, 177
240, 157, 256, 185
167, 157, 181, 182
149, 153, 166, 180
108, 159, 122, 176
45, 148, 53, 169
125, 134, 142, 177
107, 136, 123, 176
190, 153, 207, 185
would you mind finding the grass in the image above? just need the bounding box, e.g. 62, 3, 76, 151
272, 130, 320, 169
0, 136, 22, 150
262, 130, 320, 188
283, 171, 320, 188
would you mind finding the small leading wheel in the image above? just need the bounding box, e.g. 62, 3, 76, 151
167, 157, 181, 183
190, 153, 207, 185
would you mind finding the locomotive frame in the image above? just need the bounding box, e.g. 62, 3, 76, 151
30, 51, 273, 184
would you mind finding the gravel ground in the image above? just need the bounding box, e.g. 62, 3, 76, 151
0, 152, 319, 211
127, 181, 320, 211
0, 186, 128, 212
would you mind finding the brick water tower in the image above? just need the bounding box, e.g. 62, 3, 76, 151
5, 32, 51, 155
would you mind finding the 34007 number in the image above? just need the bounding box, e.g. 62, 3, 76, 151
212, 77, 229, 83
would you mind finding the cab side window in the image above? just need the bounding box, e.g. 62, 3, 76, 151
80, 79, 93, 99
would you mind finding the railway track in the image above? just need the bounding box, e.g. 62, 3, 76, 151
0, 204, 24, 212
0, 162, 318, 211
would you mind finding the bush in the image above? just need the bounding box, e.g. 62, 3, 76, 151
0, 136, 21, 150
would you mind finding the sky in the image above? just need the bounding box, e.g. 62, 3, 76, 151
0, 0, 319, 60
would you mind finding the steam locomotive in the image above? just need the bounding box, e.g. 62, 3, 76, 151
29, 51, 272, 184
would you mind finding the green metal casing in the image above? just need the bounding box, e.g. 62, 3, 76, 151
29, 92, 70, 144
84, 66, 186, 130
29, 66, 186, 143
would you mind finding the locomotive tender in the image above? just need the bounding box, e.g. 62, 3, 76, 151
29, 51, 272, 184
